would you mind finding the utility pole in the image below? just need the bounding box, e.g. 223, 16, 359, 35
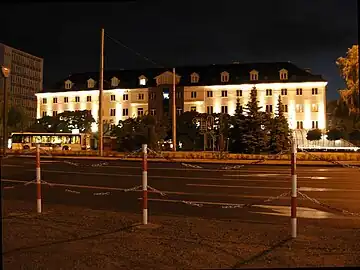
98, 28, 104, 156
172, 67, 176, 151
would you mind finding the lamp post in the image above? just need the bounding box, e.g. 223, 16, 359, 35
1, 66, 10, 156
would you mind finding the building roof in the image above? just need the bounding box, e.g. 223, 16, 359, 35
45, 62, 326, 93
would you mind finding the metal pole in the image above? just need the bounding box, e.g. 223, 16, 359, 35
172, 68, 176, 151
291, 139, 297, 238
2, 77, 6, 156
36, 144, 42, 213
142, 144, 148, 225
99, 28, 104, 156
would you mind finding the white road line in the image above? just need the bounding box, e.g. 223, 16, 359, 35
2, 164, 23, 167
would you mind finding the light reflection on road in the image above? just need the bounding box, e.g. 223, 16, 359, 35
251, 205, 336, 219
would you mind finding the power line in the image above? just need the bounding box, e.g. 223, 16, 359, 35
104, 32, 165, 68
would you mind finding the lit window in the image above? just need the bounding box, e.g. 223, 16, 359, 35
111, 95, 116, 101
191, 91, 197, 98
87, 96, 92, 102
312, 121, 319, 129
266, 89, 272, 96
110, 108, 116, 116
236, 90, 242, 97
221, 90, 228, 97
296, 88, 303, 95
207, 106, 213, 114
250, 70, 258, 81
75, 96, 80, 102
52, 111, 58, 117
42, 98, 47, 104
111, 77, 120, 87
137, 108, 144, 116
65, 80, 72, 89
312, 104, 319, 112
190, 73, 199, 83
221, 106, 228, 114
297, 121, 303, 129
176, 108, 182, 115
150, 109, 156, 116
122, 108, 129, 116
312, 88, 319, 95
279, 69, 288, 80
296, 104, 304, 113
207, 91, 213, 97
281, 89, 287, 95
266, 105, 273, 112
190, 106, 196, 112
53, 97, 57, 103
220, 72, 229, 83
139, 77, 147, 86
138, 93, 144, 100
123, 94, 128, 100
64, 97, 68, 103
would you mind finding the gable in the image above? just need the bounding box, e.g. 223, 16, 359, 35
154, 71, 181, 85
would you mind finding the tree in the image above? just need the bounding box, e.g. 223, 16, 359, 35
229, 98, 247, 153
7, 106, 29, 132
349, 129, 360, 146
326, 128, 346, 146
268, 95, 290, 153
337, 45, 359, 114
176, 111, 201, 150
306, 129, 322, 141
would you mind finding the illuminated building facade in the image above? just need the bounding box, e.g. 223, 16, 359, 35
36, 62, 327, 132
0, 43, 44, 122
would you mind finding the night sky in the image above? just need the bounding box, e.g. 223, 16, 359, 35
1, 0, 358, 100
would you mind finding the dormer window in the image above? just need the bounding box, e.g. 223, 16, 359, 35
220, 71, 229, 83
279, 69, 288, 80
65, 80, 72, 90
111, 77, 120, 87
190, 72, 199, 83
87, 78, 95, 88
250, 70, 258, 81
139, 75, 147, 86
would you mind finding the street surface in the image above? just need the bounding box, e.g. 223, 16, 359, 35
2, 156, 360, 224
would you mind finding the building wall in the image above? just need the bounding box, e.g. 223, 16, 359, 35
0, 43, 43, 123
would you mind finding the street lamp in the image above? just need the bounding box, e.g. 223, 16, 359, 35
1, 66, 10, 156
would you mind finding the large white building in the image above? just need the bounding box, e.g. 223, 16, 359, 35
36, 62, 327, 132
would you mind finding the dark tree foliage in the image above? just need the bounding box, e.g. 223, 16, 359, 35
306, 129, 322, 141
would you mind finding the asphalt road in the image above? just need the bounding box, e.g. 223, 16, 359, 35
2, 156, 360, 224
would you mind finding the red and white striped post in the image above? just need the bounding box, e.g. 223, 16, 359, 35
291, 138, 297, 238
142, 144, 148, 225
36, 144, 42, 213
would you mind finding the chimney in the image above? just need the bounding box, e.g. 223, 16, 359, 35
304, 68, 312, 73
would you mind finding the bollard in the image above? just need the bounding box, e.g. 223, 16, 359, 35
36, 144, 42, 213
291, 139, 297, 238
142, 144, 148, 225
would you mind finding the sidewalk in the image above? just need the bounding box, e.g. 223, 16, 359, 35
3, 200, 360, 269
12, 154, 360, 166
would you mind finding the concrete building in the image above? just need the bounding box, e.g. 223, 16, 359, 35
0, 43, 44, 122
35, 62, 327, 132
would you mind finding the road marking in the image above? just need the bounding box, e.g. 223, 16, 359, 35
1, 165, 22, 167
224, 174, 331, 180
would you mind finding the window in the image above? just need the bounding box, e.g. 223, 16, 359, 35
139, 77, 147, 86
312, 88, 318, 95
176, 92, 182, 99
137, 108, 144, 116
282, 104, 288, 112
279, 69, 288, 80
266, 89, 272, 96
138, 93, 144, 100
312, 104, 319, 112
52, 111, 58, 117
190, 73, 199, 83
65, 80, 72, 89
191, 91, 197, 98
87, 79, 95, 88
110, 109, 116, 116
190, 106, 196, 112
281, 88, 288, 95
150, 109, 156, 116
111, 77, 119, 87
53, 97, 57, 103
87, 96, 92, 102
64, 97, 68, 103
296, 104, 304, 113
122, 108, 129, 116
123, 94, 128, 100
221, 90, 228, 97
297, 121, 304, 129
207, 106, 213, 114
312, 121, 319, 129
221, 105, 228, 114
42, 111, 46, 117
42, 98, 47, 104
220, 72, 229, 82
296, 88, 303, 95
176, 108, 183, 115
266, 105, 273, 113
110, 95, 116, 101
207, 91, 213, 97
75, 96, 80, 102
149, 93, 156, 100
250, 70, 258, 81
236, 90, 242, 97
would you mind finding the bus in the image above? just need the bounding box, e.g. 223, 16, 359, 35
10, 132, 91, 151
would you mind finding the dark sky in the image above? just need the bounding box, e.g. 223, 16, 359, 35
1, 0, 358, 100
